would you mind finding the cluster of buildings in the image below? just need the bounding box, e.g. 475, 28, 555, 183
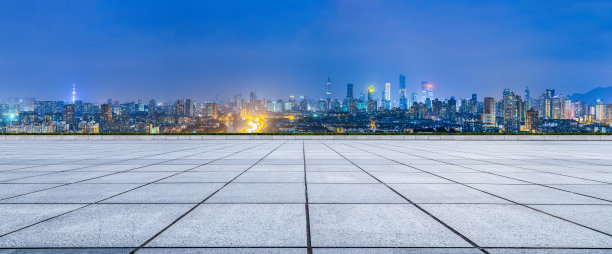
1, 78, 611, 134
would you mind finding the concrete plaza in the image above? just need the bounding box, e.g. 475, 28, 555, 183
0, 139, 611, 253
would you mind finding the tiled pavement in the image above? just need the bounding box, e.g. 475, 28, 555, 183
0, 140, 611, 253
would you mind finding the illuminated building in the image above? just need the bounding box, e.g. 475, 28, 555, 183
482, 97, 496, 126
101, 104, 113, 123
367, 86, 376, 113
399, 74, 407, 110
205, 103, 219, 119
185, 99, 194, 116
346, 83, 354, 99
525, 108, 539, 132
551, 97, 562, 119
325, 77, 332, 111
503, 90, 522, 132
563, 99, 572, 119
72, 83, 76, 104
62, 104, 76, 130
420, 81, 433, 103
382, 82, 391, 109
148, 99, 157, 117
595, 101, 606, 122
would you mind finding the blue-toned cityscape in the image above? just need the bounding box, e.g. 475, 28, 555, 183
2, 77, 610, 134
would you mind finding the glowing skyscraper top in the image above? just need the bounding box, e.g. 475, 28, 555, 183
72, 83, 76, 104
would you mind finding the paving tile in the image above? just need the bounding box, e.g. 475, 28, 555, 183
309, 204, 472, 247
390, 184, 509, 203
208, 183, 305, 203
468, 184, 607, 204
307, 172, 378, 183
308, 184, 407, 203
530, 205, 612, 234
433, 172, 525, 184
84, 172, 177, 183
549, 184, 612, 201
313, 248, 482, 254
0, 184, 60, 200
368, 172, 452, 184
158, 172, 240, 183
0, 204, 191, 247
146, 204, 307, 247
421, 204, 612, 248
138, 248, 307, 254
102, 183, 224, 203
7, 171, 112, 184
234, 172, 304, 183
0, 204, 83, 235
0, 248, 133, 253
1, 183, 140, 203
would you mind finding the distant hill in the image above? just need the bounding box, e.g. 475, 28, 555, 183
568, 86, 612, 103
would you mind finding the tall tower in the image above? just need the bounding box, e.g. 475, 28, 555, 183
420, 81, 433, 103
382, 82, 391, 109
72, 83, 76, 104
325, 77, 332, 110
399, 74, 407, 110
346, 83, 354, 99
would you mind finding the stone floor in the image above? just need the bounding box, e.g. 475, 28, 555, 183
0, 140, 611, 254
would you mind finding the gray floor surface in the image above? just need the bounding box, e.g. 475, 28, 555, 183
0, 140, 611, 253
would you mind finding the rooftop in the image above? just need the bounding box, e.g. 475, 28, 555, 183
0, 140, 611, 253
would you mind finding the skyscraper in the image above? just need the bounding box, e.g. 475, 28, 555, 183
63, 104, 76, 130
325, 77, 332, 110
482, 97, 496, 126
382, 82, 391, 109
101, 104, 113, 123
185, 99, 194, 116
420, 81, 433, 103
524, 86, 530, 102
367, 86, 376, 113
148, 99, 156, 117
525, 108, 539, 132
399, 75, 407, 110
71, 83, 76, 104
503, 91, 522, 132
346, 83, 354, 99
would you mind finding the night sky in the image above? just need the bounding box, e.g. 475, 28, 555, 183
0, 0, 611, 103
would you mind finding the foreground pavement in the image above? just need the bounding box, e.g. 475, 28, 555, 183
0, 140, 610, 253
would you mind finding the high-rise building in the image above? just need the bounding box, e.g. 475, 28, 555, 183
482, 97, 496, 126
524, 86, 530, 102
382, 82, 391, 109
420, 81, 433, 103
101, 104, 113, 123
185, 99, 194, 116
563, 99, 572, 119
137, 100, 145, 112
346, 83, 354, 99
367, 86, 376, 113
595, 101, 606, 122
63, 104, 76, 130
148, 99, 156, 117
503, 91, 522, 131
399, 75, 407, 110
411, 92, 418, 107
606, 104, 612, 122
72, 83, 76, 104
205, 103, 219, 119
525, 108, 539, 132
325, 77, 332, 110
551, 97, 562, 119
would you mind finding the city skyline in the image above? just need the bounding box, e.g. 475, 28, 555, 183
1, 1, 611, 101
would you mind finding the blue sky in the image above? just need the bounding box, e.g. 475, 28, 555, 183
0, 0, 611, 102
